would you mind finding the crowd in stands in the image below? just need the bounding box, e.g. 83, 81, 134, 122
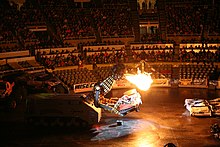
208, 6, 220, 35
91, 5, 133, 37
166, 5, 205, 35
36, 43, 220, 69
131, 45, 174, 62
0, 0, 133, 53
39, 52, 83, 69
1, 0, 220, 67
0, 1, 19, 43
179, 47, 220, 63
141, 33, 162, 43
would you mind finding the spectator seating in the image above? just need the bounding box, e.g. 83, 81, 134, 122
179, 64, 216, 80
0, 64, 13, 72
150, 64, 172, 79
18, 61, 33, 68
166, 5, 205, 35
92, 66, 113, 81
53, 68, 98, 90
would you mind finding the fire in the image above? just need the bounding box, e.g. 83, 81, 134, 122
125, 69, 153, 91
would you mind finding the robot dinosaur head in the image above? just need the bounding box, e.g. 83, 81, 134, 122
112, 63, 126, 80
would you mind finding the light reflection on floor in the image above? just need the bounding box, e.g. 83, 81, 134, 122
90, 118, 174, 145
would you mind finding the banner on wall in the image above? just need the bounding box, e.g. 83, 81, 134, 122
179, 79, 192, 86
179, 78, 208, 88
193, 79, 207, 86
112, 79, 134, 89
151, 79, 170, 87
74, 82, 96, 93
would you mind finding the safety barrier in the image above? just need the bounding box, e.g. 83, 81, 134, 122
35, 47, 78, 54
7, 56, 36, 63
0, 50, 29, 59
72, 77, 213, 93
112, 79, 134, 89
73, 82, 96, 93
151, 79, 171, 87
130, 43, 173, 49
73, 78, 172, 93
41, 52, 79, 58
180, 43, 220, 48
178, 78, 208, 88
83, 44, 125, 51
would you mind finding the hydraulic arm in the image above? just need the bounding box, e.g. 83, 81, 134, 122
85, 63, 142, 116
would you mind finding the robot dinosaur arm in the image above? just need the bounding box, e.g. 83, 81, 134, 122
91, 64, 142, 116
93, 63, 126, 108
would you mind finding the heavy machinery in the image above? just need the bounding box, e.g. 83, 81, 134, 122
26, 63, 149, 127
0, 70, 69, 111
26, 93, 101, 127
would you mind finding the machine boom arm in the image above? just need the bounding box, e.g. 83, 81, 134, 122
86, 64, 142, 116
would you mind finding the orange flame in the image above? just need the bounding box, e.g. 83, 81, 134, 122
125, 68, 153, 91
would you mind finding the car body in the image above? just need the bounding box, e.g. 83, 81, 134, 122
117, 89, 142, 115
184, 98, 220, 117
184, 98, 212, 116
27, 72, 69, 94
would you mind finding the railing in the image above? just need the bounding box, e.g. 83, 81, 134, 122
35, 47, 78, 55
0, 51, 30, 59
83, 44, 125, 51
101, 35, 135, 38
64, 36, 96, 40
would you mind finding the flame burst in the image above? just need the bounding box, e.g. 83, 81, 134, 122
125, 69, 153, 91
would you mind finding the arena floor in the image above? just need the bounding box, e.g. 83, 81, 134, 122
1, 88, 220, 147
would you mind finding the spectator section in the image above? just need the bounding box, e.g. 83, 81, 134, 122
179, 43, 220, 63
130, 43, 174, 62
166, 5, 205, 35
53, 68, 97, 92
178, 64, 217, 88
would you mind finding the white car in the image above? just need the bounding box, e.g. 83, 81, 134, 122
184, 99, 212, 116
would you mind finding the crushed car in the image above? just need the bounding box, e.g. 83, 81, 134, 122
184, 98, 220, 117
184, 98, 212, 116
26, 72, 69, 94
